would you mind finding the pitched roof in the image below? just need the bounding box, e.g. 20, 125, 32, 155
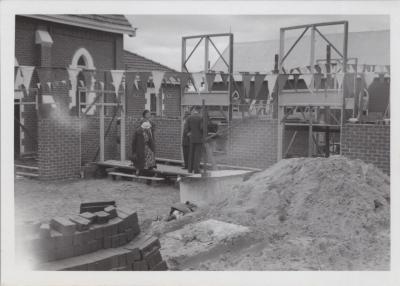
212, 30, 389, 73
26, 14, 136, 36
123, 50, 178, 73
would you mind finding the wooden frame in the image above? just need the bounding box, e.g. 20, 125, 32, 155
181, 33, 234, 120
277, 21, 349, 161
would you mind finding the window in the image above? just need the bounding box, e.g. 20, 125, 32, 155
150, 93, 157, 115
77, 56, 86, 67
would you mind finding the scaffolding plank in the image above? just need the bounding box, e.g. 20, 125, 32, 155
182, 92, 230, 106
279, 90, 343, 107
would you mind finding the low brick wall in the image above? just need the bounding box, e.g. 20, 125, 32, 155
341, 123, 390, 175
219, 118, 278, 169
38, 115, 81, 180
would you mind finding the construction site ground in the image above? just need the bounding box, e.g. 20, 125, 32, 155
14, 156, 390, 271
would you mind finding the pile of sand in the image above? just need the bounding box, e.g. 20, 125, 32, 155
210, 156, 390, 270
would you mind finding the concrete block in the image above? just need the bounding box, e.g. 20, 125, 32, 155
96, 238, 104, 250
125, 228, 135, 241
50, 217, 76, 236
103, 236, 112, 249
39, 223, 51, 239
102, 223, 114, 237
126, 248, 141, 264
69, 215, 91, 231
110, 255, 119, 269
73, 232, 84, 245
111, 235, 119, 248
91, 225, 104, 240
80, 201, 116, 214
144, 248, 163, 269
138, 236, 161, 256
104, 205, 117, 219
88, 240, 98, 253
132, 223, 141, 236
73, 244, 84, 257
118, 253, 127, 267
118, 233, 128, 246
132, 260, 148, 271
152, 260, 168, 271
79, 212, 96, 224
55, 246, 73, 260
94, 211, 110, 224
59, 235, 74, 249
108, 217, 122, 235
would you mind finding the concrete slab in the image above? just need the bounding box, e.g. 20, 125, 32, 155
179, 170, 254, 206
160, 219, 251, 269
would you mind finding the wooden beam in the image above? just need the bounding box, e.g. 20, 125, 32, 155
308, 106, 313, 157
204, 36, 209, 91
281, 21, 348, 31
277, 106, 284, 161
340, 21, 349, 155
182, 92, 230, 106
280, 27, 309, 66
228, 34, 234, 121
120, 90, 126, 161
183, 33, 233, 40
202, 99, 208, 176
279, 29, 285, 72
99, 90, 105, 162
284, 130, 298, 158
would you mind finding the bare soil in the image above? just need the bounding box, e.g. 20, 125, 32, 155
14, 156, 390, 271
14, 177, 179, 230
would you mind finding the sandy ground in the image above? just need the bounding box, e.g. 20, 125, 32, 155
14, 156, 390, 271
14, 177, 179, 230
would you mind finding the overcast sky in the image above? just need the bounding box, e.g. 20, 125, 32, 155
124, 15, 389, 71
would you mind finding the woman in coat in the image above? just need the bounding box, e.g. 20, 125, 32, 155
131, 121, 156, 181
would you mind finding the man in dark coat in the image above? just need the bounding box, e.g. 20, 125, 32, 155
181, 111, 191, 169
185, 106, 203, 173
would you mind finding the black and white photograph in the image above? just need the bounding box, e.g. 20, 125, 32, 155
1, 1, 399, 285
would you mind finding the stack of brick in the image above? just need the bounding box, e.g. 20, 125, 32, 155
15, 205, 168, 271
36, 235, 167, 271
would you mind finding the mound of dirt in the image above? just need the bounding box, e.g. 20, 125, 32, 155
210, 156, 390, 270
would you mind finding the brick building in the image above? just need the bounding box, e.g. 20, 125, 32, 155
14, 16, 390, 179
15, 15, 136, 179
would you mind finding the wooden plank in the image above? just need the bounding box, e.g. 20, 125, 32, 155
277, 106, 284, 161
15, 164, 38, 170
15, 171, 39, 177
278, 91, 343, 107
108, 172, 165, 181
182, 92, 230, 106
99, 90, 105, 162
120, 89, 126, 161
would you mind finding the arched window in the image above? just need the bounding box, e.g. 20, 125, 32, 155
69, 48, 95, 116
70, 47, 95, 70
77, 56, 86, 68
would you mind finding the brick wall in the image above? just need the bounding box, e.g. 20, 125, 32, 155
126, 93, 146, 118
152, 118, 182, 160
38, 115, 81, 180
80, 116, 120, 165
283, 130, 309, 158
217, 118, 278, 169
125, 116, 182, 161
163, 85, 181, 118
126, 85, 180, 118
341, 124, 390, 175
